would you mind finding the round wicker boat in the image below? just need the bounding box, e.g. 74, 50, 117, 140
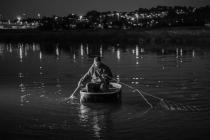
80, 82, 122, 103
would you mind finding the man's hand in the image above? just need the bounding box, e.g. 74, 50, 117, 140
78, 80, 83, 86
78, 81, 85, 87
69, 95, 77, 99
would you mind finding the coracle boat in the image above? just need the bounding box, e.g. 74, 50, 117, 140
80, 82, 122, 103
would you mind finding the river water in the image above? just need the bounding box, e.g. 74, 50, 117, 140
0, 42, 210, 140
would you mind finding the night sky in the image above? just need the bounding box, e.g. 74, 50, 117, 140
0, 0, 210, 19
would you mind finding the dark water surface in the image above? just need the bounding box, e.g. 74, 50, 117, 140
0, 42, 210, 140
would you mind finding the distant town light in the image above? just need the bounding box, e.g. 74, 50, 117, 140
38, 13, 41, 18
79, 15, 83, 20
17, 16, 22, 21
135, 13, 139, 19
116, 13, 120, 20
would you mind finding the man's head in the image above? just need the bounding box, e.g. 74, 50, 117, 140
93, 57, 101, 67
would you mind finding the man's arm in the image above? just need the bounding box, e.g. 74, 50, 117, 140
107, 66, 113, 80
103, 65, 113, 81
79, 65, 93, 86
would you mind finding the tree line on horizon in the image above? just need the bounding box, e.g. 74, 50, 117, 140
9, 6, 210, 30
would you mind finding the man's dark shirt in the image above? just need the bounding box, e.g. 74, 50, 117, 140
81, 63, 113, 84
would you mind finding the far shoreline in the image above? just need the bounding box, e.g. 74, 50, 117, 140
0, 27, 210, 46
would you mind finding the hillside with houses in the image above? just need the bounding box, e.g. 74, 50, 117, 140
0, 6, 210, 30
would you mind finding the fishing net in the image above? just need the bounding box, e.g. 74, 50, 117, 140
115, 79, 201, 112
136, 89, 201, 111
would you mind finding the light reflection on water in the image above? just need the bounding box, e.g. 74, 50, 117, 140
116, 48, 120, 60
0, 42, 210, 139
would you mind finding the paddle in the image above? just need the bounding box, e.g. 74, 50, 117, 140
70, 85, 80, 99
64, 81, 81, 102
